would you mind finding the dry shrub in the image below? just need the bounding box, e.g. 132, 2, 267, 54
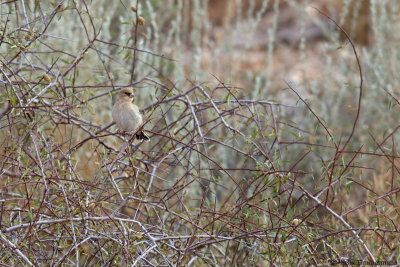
0, 0, 398, 266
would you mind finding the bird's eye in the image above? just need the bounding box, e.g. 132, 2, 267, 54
125, 92, 131, 96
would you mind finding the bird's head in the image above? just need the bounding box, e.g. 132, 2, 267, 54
117, 87, 135, 102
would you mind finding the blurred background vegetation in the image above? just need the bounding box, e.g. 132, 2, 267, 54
0, 0, 399, 265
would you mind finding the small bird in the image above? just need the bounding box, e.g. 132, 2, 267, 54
112, 87, 149, 141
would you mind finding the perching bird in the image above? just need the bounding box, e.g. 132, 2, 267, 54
112, 87, 149, 141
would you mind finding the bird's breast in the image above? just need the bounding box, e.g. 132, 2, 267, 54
112, 102, 143, 132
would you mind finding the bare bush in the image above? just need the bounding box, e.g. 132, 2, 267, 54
0, 0, 399, 266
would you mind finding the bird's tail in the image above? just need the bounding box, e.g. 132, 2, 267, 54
136, 131, 150, 141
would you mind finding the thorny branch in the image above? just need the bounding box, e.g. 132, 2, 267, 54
0, 1, 396, 266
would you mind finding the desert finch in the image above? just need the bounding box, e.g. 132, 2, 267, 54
112, 87, 149, 141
